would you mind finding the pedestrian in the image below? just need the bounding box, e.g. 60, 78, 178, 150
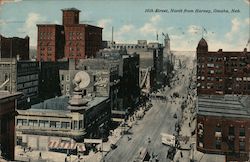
39, 152, 42, 158
65, 157, 67, 162
180, 151, 183, 158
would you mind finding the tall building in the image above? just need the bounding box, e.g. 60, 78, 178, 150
196, 38, 250, 162
197, 38, 250, 95
0, 58, 39, 109
0, 91, 22, 161
36, 25, 65, 62
197, 95, 250, 162
37, 8, 102, 62
106, 40, 165, 91
0, 35, 29, 60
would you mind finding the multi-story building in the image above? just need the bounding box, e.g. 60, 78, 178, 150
197, 38, 250, 95
16, 95, 110, 150
196, 38, 250, 162
0, 91, 22, 160
0, 58, 39, 109
105, 40, 165, 91
96, 49, 140, 120
0, 35, 29, 60
197, 95, 250, 162
36, 25, 65, 62
39, 60, 69, 101
37, 8, 102, 62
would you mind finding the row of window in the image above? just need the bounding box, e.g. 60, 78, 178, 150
17, 74, 38, 83
198, 56, 246, 62
197, 123, 246, 151
16, 119, 84, 130
17, 80, 38, 90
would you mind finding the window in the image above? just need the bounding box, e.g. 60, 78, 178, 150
39, 120, 49, 127
66, 75, 70, 81
17, 119, 27, 126
93, 86, 96, 92
61, 75, 64, 81
79, 120, 83, 129
50, 121, 56, 128
229, 125, 235, 136
28, 120, 38, 126
239, 141, 245, 151
73, 120, 78, 130
61, 122, 70, 129
239, 127, 245, 136
215, 139, 221, 149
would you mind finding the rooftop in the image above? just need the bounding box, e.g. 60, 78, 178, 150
27, 95, 109, 113
0, 91, 22, 101
61, 8, 81, 12
198, 95, 250, 118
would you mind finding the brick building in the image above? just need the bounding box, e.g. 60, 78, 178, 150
197, 38, 250, 95
197, 95, 250, 161
37, 8, 102, 62
37, 25, 65, 62
0, 91, 22, 161
0, 35, 29, 60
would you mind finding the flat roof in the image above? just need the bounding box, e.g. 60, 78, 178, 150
27, 95, 109, 113
198, 95, 250, 118
0, 91, 22, 101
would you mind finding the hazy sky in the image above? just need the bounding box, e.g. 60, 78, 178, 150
0, 0, 249, 51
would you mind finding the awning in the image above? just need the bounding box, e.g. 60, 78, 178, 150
48, 140, 60, 149
48, 140, 83, 150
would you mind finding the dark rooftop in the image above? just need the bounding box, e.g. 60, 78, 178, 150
61, 8, 81, 12
198, 95, 250, 118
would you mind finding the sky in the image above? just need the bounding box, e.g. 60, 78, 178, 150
0, 0, 249, 52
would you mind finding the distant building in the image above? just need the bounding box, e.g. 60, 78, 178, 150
196, 38, 250, 95
0, 91, 22, 160
96, 49, 140, 120
105, 40, 165, 91
197, 95, 250, 161
37, 8, 102, 62
0, 35, 29, 60
36, 25, 65, 62
0, 59, 39, 109
39, 60, 69, 101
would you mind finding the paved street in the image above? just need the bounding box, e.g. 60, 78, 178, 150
104, 57, 194, 162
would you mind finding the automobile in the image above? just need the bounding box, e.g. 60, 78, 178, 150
110, 144, 117, 150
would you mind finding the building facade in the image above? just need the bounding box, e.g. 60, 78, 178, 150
37, 25, 65, 62
105, 40, 165, 91
16, 96, 110, 148
96, 49, 140, 120
39, 60, 69, 101
197, 95, 250, 161
37, 8, 102, 62
197, 38, 250, 95
0, 59, 39, 109
0, 91, 22, 160
0, 35, 29, 60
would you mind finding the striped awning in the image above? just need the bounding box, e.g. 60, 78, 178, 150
48, 140, 83, 151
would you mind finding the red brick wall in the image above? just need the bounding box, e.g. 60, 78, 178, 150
37, 25, 64, 62
62, 10, 79, 25
197, 49, 250, 95
64, 25, 85, 59
197, 115, 250, 161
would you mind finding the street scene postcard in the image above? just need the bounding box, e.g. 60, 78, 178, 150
0, 0, 249, 161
